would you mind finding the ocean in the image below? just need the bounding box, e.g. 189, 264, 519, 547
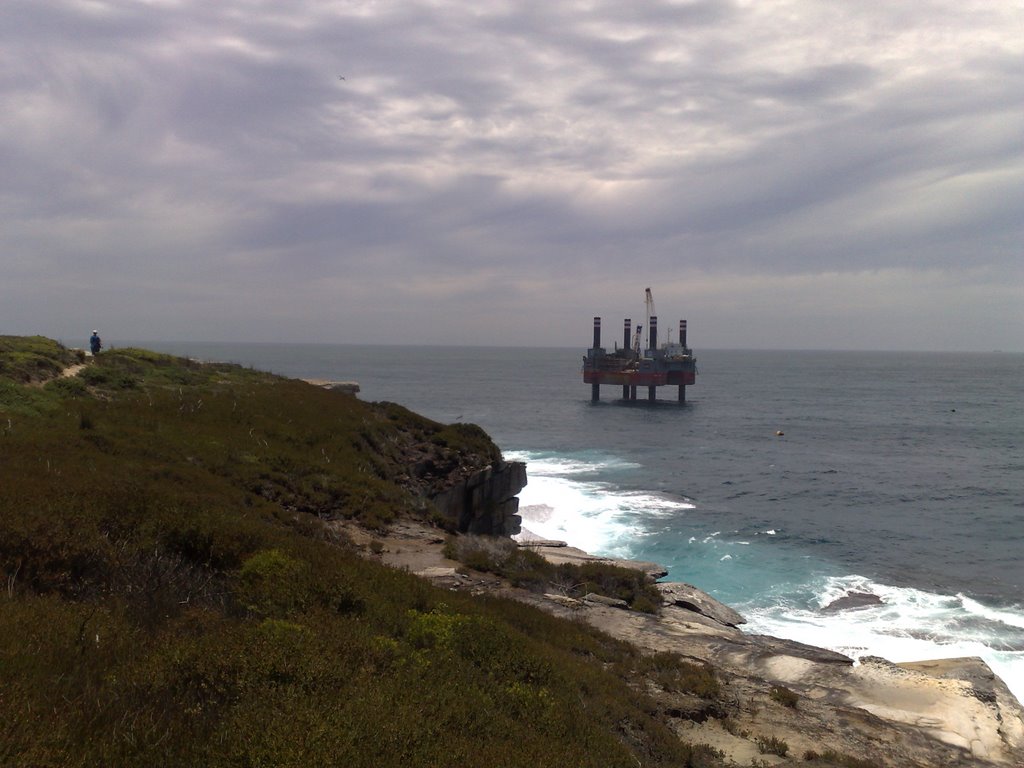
131, 341, 1024, 703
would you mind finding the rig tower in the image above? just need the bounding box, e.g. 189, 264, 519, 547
583, 289, 697, 403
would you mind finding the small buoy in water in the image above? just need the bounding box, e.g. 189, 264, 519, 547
775, 430, 784, 436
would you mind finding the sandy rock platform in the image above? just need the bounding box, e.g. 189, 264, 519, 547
341, 519, 1024, 766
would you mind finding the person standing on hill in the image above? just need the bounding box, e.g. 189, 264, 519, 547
89, 330, 102, 356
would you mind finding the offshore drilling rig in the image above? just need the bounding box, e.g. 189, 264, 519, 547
582, 288, 697, 403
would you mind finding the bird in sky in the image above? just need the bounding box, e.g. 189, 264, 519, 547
338, 75, 346, 80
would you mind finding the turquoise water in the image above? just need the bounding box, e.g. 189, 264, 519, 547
132, 341, 1024, 701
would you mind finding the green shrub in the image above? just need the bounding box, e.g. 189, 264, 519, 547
565, 561, 662, 612
45, 376, 89, 398
235, 549, 313, 618
630, 593, 659, 614
720, 716, 749, 738
756, 735, 789, 756
770, 684, 799, 708
80, 364, 137, 389
444, 535, 662, 612
0, 380, 53, 416
444, 533, 517, 570
631, 651, 720, 699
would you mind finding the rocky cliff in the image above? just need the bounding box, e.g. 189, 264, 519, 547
429, 460, 526, 536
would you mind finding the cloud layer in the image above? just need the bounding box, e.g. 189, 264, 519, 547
2, 0, 1022, 350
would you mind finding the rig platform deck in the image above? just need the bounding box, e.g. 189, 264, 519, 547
583, 301, 697, 403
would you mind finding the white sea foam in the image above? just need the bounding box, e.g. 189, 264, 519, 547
514, 474, 644, 557
959, 594, 1024, 631
510, 450, 691, 559
505, 451, 641, 475
507, 450, 1024, 706
740, 575, 1024, 706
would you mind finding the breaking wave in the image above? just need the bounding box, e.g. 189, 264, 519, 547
506, 449, 1024, 706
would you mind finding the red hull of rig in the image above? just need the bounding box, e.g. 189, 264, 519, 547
583, 314, 697, 403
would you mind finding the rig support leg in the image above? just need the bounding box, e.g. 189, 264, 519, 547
622, 384, 629, 400
630, 385, 637, 401
591, 383, 600, 402
648, 385, 656, 402
678, 384, 686, 403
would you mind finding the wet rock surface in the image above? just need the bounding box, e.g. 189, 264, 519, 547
822, 590, 885, 612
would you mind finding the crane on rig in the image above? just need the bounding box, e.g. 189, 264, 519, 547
644, 287, 656, 350
583, 287, 697, 403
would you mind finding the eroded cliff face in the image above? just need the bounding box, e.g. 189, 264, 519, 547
378, 414, 525, 535
429, 461, 526, 536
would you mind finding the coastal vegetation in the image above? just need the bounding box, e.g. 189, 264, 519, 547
0, 337, 727, 767
443, 533, 664, 613
769, 684, 799, 709
755, 735, 789, 757
0, 334, 83, 384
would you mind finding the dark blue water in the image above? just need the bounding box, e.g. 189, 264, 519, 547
131, 341, 1024, 699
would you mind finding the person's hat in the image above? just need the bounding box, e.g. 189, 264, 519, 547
92, 330, 98, 334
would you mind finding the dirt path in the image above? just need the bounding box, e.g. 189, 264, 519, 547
60, 364, 87, 378
26, 362, 88, 388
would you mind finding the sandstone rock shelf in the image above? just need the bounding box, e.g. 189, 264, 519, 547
363, 519, 1024, 767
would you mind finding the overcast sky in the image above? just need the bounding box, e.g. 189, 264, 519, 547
2, 1, 1022, 351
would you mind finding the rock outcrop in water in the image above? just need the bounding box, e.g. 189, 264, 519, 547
822, 590, 884, 612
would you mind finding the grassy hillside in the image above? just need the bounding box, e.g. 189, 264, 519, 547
0, 338, 726, 768
0, 335, 83, 384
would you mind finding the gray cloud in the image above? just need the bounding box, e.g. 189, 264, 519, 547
1, 0, 1021, 350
